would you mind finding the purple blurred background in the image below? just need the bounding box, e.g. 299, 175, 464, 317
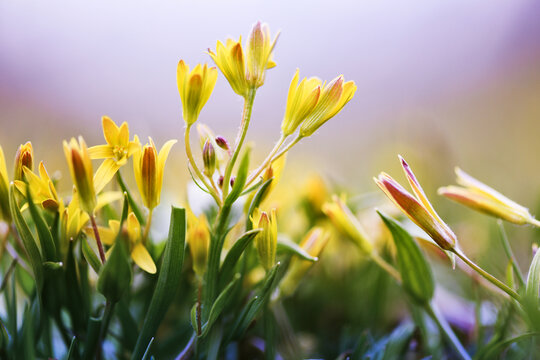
1, 0, 540, 200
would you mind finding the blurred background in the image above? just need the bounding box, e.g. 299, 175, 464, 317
2, 1, 540, 356
2, 0, 540, 245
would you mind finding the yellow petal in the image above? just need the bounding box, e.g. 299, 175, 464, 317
156, 139, 177, 196
88, 145, 114, 160
96, 191, 122, 211
102, 116, 119, 145
132, 243, 156, 274
94, 158, 121, 193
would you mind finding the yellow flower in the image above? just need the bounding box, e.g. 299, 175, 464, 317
133, 137, 176, 210
62, 190, 122, 246
246, 22, 279, 88
177, 60, 218, 126
188, 213, 210, 277
91, 212, 156, 274
0, 146, 11, 222
322, 195, 372, 254
63, 137, 96, 214
251, 208, 278, 271
438, 168, 540, 226
280, 227, 329, 296
208, 37, 249, 97
281, 69, 322, 136
14, 142, 34, 181
299, 75, 356, 138
14, 161, 60, 211
374, 156, 457, 250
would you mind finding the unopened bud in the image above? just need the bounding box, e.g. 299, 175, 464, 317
251, 208, 278, 271
215, 136, 230, 151
14, 142, 34, 181
202, 140, 216, 177
230, 176, 235, 187
218, 175, 224, 188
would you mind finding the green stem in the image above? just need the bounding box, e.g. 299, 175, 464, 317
454, 248, 520, 301
497, 220, 525, 287
245, 134, 286, 187
142, 209, 153, 245
116, 171, 145, 225
266, 135, 301, 166
90, 215, 106, 264
185, 125, 221, 205
204, 203, 233, 318
222, 89, 256, 199
425, 302, 471, 360
370, 252, 402, 282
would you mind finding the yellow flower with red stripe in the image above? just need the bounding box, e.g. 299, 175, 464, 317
374, 156, 457, 251
177, 61, 217, 126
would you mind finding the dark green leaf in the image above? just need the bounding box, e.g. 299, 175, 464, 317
219, 229, 261, 289
201, 275, 240, 337
26, 185, 57, 261
377, 211, 434, 304
246, 178, 273, 231
9, 184, 43, 294
131, 207, 187, 359
81, 233, 102, 274
66, 336, 78, 360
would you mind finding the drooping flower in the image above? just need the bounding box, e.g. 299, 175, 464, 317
133, 137, 176, 210
438, 167, 540, 226
91, 212, 156, 274
177, 61, 218, 126
251, 208, 278, 271
13, 142, 34, 181
322, 195, 373, 254
374, 156, 457, 251
188, 213, 210, 277
298, 75, 356, 137
63, 137, 96, 214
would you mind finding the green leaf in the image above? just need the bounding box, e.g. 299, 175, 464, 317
246, 179, 273, 231
141, 338, 155, 360
20, 304, 35, 360
81, 233, 102, 274
26, 185, 57, 261
377, 211, 434, 304
201, 274, 240, 338
277, 236, 317, 262
224, 147, 250, 207
97, 235, 132, 303
230, 262, 281, 339
116, 172, 145, 225
131, 206, 187, 360
219, 229, 261, 289
66, 337, 78, 360
82, 317, 102, 360
190, 304, 199, 335
9, 184, 43, 294
526, 247, 540, 301
478, 333, 539, 360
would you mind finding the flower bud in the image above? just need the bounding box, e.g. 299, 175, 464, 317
215, 136, 230, 151
97, 234, 132, 303
177, 60, 218, 125
14, 142, 33, 181
246, 22, 279, 88
133, 137, 176, 210
251, 208, 278, 271
188, 214, 210, 277
202, 140, 216, 177
438, 167, 540, 226
63, 137, 96, 214
374, 156, 457, 251
322, 195, 373, 254
299, 76, 356, 138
